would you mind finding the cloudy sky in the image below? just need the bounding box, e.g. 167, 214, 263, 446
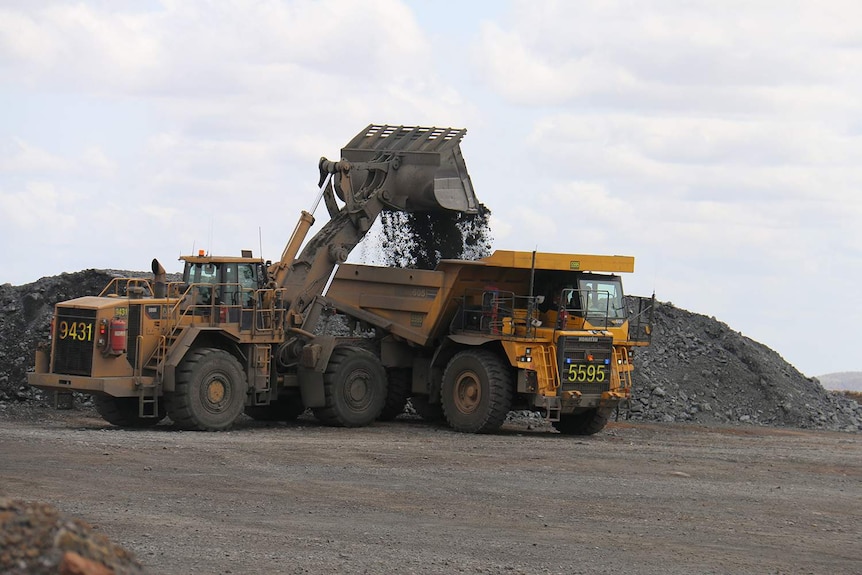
1, 0, 860, 377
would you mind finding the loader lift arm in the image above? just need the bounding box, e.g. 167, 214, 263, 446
270, 125, 479, 333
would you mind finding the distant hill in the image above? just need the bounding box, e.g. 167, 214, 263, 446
816, 372, 862, 392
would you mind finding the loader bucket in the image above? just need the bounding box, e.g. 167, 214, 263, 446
339, 125, 479, 214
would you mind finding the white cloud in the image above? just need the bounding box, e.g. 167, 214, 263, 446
0, 138, 117, 178
0, 181, 75, 232
0, 0, 433, 97
474, 1, 862, 118
0, 138, 73, 173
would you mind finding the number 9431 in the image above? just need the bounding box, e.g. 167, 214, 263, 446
58, 320, 94, 342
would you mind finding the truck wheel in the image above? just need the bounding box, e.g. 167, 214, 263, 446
378, 368, 411, 421
93, 396, 165, 428
168, 348, 248, 431
441, 350, 513, 433
245, 398, 305, 422
553, 408, 611, 435
313, 346, 387, 427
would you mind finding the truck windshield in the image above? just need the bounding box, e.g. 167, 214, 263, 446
577, 277, 625, 319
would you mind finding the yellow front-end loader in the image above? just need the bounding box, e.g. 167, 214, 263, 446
28, 125, 479, 431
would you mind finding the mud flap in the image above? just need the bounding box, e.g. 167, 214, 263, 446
297, 366, 326, 408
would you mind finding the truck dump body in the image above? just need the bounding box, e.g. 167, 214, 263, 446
325, 250, 636, 346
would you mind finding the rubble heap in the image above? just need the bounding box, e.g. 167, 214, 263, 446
629, 301, 862, 431
0, 270, 116, 403
0, 498, 146, 575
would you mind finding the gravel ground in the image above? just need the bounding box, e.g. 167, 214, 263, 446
1, 403, 860, 575
2, 270, 861, 574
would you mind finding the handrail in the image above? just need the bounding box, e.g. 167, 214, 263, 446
99, 277, 154, 297
625, 294, 655, 344
137, 281, 290, 377
542, 343, 560, 392
560, 287, 626, 322
133, 335, 144, 381
453, 288, 543, 339
614, 347, 633, 390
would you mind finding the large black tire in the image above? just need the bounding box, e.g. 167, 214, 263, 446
313, 346, 387, 427
245, 398, 305, 422
378, 368, 411, 421
552, 408, 611, 436
93, 396, 165, 428
167, 348, 248, 431
441, 349, 513, 433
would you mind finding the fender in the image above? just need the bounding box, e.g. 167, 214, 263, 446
161, 326, 205, 391
429, 333, 497, 372
446, 333, 497, 347
295, 335, 338, 408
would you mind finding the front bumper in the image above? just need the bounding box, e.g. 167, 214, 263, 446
558, 390, 628, 413
27, 372, 153, 398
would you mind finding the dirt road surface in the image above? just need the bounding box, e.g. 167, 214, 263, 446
1, 406, 860, 575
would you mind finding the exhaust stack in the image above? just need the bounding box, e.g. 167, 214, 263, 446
151, 259, 167, 298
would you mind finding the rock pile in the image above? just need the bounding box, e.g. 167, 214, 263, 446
628, 301, 862, 431
0, 498, 145, 575
0, 270, 117, 403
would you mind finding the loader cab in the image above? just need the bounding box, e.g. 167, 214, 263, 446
181, 255, 267, 314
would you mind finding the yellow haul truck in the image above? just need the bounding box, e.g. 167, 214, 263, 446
322, 250, 653, 434
28, 125, 480, 431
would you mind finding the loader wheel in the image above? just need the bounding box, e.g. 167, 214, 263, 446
441, 350, 513, 434
313, 346, 386, 427
168, 348, 247, 431
244, 398, 305, 422
378, 368, 411, 421
93, 396, 165, 428
553, 408, 611, 436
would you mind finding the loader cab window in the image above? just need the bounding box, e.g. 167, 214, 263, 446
222, 264, 239, 306
224, 263, 258, 308
234, 263, 259, 308
184, 263, 220, 306
184, 261, 261, 311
